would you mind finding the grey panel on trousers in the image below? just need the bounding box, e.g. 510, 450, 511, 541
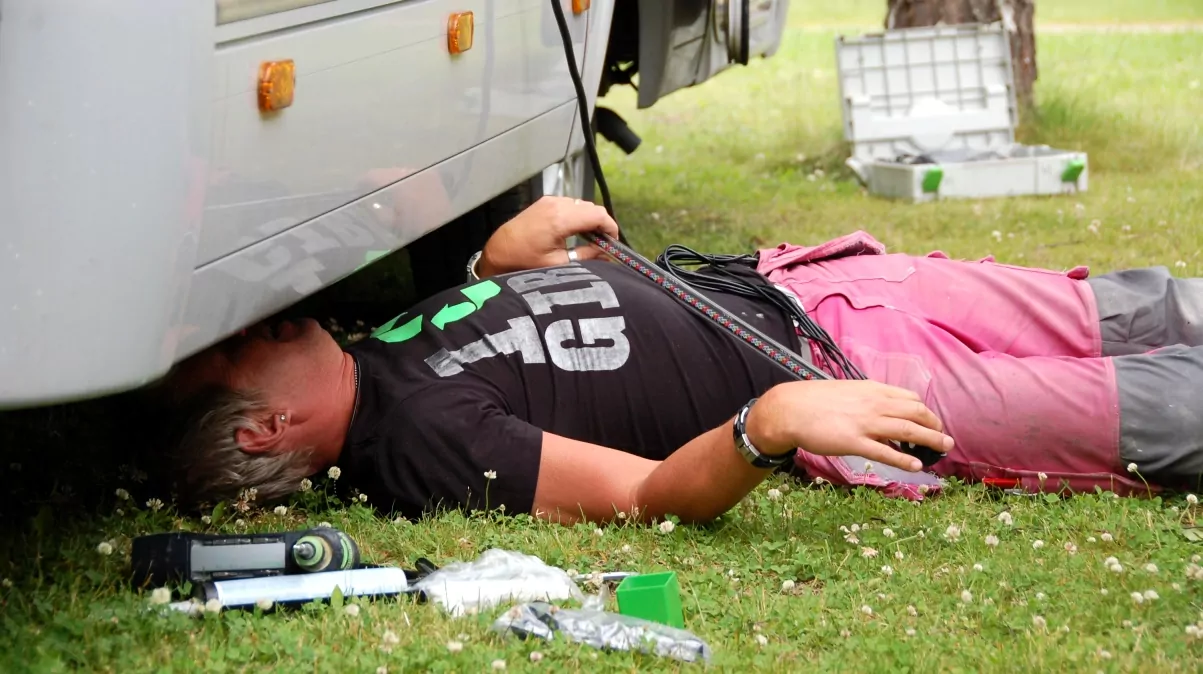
1089, 267, 1203, 356
1115, 345, 1203, 486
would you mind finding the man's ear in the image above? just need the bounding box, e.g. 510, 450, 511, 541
235, 412, 289, 454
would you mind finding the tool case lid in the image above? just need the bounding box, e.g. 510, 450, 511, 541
835, 22, 1019, 162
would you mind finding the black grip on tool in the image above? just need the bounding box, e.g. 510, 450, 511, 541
899, 442, 945, 468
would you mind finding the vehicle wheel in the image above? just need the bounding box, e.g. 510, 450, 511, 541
408, 175, 544, 299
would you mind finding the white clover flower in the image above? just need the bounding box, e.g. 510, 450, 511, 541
1032, 615, 1047, 629
593, 528, 604, 537
985, 534, 1000, 547
844, 534, 860, 544
895, 550, 905, 560
961, 590, 973, 603
146, 498, 164, 511
1035, 592, 1046, 601
1110, 562, 1124, 574
621, 544, 631, 553
1127, 463, 1138, 473
1087, 536, 1097, 543
850, 524, 861, 533
328, 466, 342, 480
1145, 563, 1159, 574
446, 640, 463, 653
1037, 472, 1047, 481
318, 521, 332, 528
864, 461, 874, 472
115, 488, 131, 501
1188, 494, 1198, 505
201, 515, 212, 525
204, 598, 222, 613
1101, 533, 1114, 542
781, 579, 796, 591
973, 563, 984, 572
658, 520, 675, 534
1064, 542, 1078, 554
299, 478, 312, 492
1131, 591, 1145, 604
234, 518, 246, 528
344, 604, 360, 617
997, 512, 1013, 526
944, 524, 962, 541
860, 605, 873, 616
882, 528, 896, 538
767, 488, 782, 501
483, 470, 497, 480
358, 494, 368, 503
529, 652, 544, 663
881, 565, 894, 577
1143, 589, 1159, 601
150, 587, 171, 605
491, 660, 506, 670
861, 547, 878, 559
1032, 540, 1045, 550
381, 630, 400, 651
377, 668, 388, 674
256, 598, 273, 611
96, 541, 113, 556
1100, 588, 1109, 595
1104, 556, 1119, 567
274, 505, 288, 516
814, 477, 826, 485
755, 634, 769, 647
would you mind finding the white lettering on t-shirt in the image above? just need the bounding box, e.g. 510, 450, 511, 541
522, 282, 619, 316
426, 316, 546, 377
506, 265, 599, 293
544, 317, 630, 371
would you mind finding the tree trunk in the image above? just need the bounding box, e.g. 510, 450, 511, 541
885, 0, 1036, 109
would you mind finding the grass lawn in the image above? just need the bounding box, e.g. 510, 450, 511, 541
3, 2, 1203, 672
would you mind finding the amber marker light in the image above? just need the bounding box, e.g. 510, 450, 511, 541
448, 12, 474, 55
258, 59, 296, 112
573, 0, 590, 14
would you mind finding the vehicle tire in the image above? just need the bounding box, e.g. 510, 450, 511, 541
407, 175, 544, 299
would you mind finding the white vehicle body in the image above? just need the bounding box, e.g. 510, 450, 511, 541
0, 0, 788, 408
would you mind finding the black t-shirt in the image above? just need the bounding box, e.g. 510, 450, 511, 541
340, 260, 799, 519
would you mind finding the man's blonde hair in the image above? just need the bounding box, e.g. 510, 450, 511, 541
166, 386, 313, 507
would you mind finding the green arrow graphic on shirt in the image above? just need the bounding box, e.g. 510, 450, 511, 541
371, 280, 501, 343
371, 313, 424, 343
432, 280, 501, 330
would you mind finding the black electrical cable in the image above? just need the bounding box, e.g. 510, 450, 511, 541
548, 0, 629, 246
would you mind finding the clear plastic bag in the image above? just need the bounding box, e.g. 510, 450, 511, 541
412, 549, 584, 617
492, 601, 713, 664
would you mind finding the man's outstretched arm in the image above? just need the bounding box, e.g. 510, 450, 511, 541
532, 380, 954, 525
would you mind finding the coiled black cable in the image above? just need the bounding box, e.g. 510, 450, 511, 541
656, 245, 866, 381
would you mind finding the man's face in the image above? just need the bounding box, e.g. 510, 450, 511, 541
171, 318, 345, 409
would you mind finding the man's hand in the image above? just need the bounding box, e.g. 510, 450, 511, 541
477, 196, 620, 277
746, 380, 953, 473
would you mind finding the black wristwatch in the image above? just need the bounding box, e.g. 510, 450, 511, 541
733, 398, 797, 468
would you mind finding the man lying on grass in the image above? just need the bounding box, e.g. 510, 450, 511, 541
164, 196, 1202, 524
